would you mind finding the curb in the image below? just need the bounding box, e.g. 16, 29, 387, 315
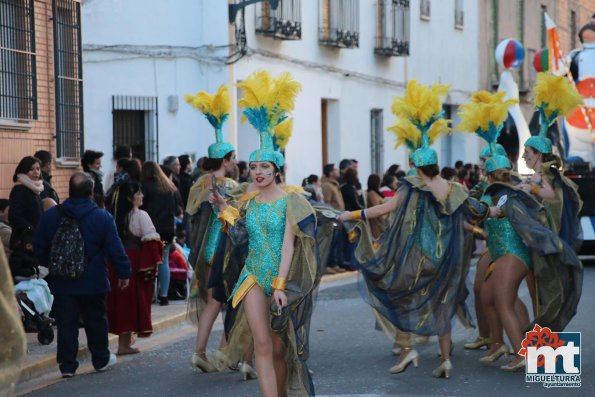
17, 273, 358, 385
17, 308, 191, 385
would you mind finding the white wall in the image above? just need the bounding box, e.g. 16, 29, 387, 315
82, 0, 230, 174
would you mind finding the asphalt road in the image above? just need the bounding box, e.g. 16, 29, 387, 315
20, 267, 595, 397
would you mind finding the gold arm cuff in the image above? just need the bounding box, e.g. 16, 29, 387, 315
272, 277, 287, 291
217, 205, 240, 226
350, 210, 363, 220
472, 226, 484, 236
530, 185, 540, 195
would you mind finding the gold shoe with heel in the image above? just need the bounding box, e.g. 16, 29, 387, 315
464, 336, 492, 350
500, 358, 525, 372
191, 353, 218, 373
432, 359, 453, 379
479, 344, 510, 363
389, 348, 419, 374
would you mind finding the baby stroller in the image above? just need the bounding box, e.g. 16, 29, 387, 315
15, 287, 55, 345
10, 226, 55, 345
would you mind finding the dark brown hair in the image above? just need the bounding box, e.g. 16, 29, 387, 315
13, 156, 41, 182
417, 164, 440, 178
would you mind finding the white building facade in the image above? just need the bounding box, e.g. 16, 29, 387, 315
82, 0, 483, 184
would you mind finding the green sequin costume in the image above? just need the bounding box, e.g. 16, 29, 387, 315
482, 195, 532, 270
230, 196, 287, 306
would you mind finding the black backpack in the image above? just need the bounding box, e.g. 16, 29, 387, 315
48, 205, 94, 279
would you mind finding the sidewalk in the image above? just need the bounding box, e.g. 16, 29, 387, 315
18, 271, 357, 385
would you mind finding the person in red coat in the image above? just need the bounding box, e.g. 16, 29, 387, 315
107, 181, 162, 355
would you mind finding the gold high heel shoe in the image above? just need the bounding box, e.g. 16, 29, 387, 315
389, 348, 419, 374
479, 344, 510, 363
500, 358, 526, 372
464, 336, 492, 350
191, 353, 218, 373
239, 362, 258, 380
432, 359, 453, 379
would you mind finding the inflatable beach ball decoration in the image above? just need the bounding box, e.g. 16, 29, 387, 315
533, 48, 549, 72
495, 39, 525, 70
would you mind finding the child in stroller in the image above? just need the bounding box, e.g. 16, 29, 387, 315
10, 226, 55, 345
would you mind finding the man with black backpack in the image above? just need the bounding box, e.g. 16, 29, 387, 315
33, 172, 131, 378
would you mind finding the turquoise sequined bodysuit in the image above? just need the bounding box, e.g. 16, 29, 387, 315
230, 196, 287, 305
204, 210, 221, 264
482, 195, 532, 270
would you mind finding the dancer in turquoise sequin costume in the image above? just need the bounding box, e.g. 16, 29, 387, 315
213, 71, 318, 397
339, 81, 499, 380
183, 85, 242, 374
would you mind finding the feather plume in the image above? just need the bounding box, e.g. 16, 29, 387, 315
392, 80, 451, 127
387, 118, 421, 151
427, 118, 451, 144
534, 73, 583, 121
237, 70, 301, 131
457, 91, 517, 137
274, 118, 293, 150
184, 85, 231, 128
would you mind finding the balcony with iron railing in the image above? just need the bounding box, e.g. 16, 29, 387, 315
319, 0, 359, 49
255, 0, 301, 40
374, 0, 409, 56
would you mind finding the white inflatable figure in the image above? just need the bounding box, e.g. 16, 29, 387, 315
497, 70, 532, 174
559, 20, 595, 164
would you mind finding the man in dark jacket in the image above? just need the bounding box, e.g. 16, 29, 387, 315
34, 150, 60, 204
33, 172, 131, 378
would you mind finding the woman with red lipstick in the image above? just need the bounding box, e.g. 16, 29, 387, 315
213, 71, 318, 397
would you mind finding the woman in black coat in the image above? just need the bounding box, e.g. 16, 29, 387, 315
140, 161, 180, 305
81, 150, 105, 208
9, 157, 44, 250
340, 168, 365, 211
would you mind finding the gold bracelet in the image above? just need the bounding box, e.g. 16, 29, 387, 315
350, 210, 363, 220
472, 226, 484, 235
272, 277, 287, 291
530, 185, 540, 195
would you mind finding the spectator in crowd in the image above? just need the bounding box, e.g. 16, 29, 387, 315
141, 161, 179, 306
81, 150, 105, 208
0, 199, 11, 256
103, 145, 132, 194
379, 174, 397, 198
34, 150, 59, 204
454, 160, 464, 172
458, 168, 471, 190
8, 225, 39, 280
107, 181, 162, 355
395, 170, 406, 180
440, 166, 457, 182
385, 164, 401, 179
341, 168, 364, 211
177, 155, 193, 208
237, 161, 250, 183
321, 163, 345, 210
33, 172, 131, 378
302, 174, 324, 202
190, 156, 207, 183
366, 174, 385, 239
167, 242, 190, 300
9, 157, 43, 250
338, 159, 353, 184
162, 156, 181, 187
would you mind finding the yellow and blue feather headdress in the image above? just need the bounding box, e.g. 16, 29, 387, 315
184, 85, 235, 159
237, 71, 301, 168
